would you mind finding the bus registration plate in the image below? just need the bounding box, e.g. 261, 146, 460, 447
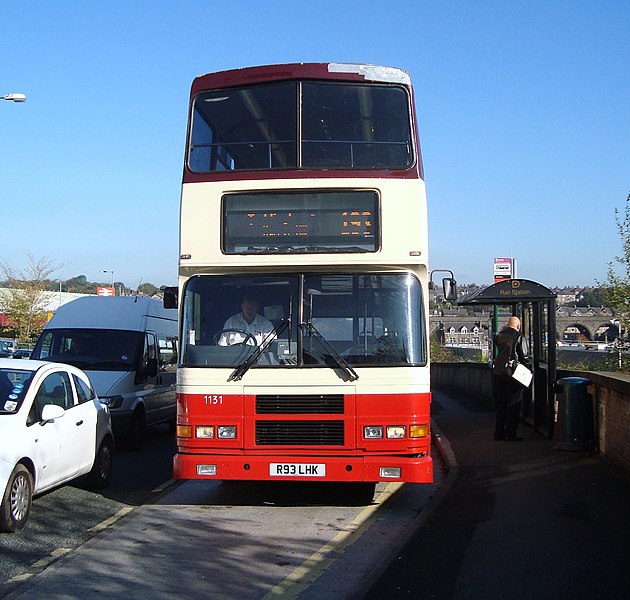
270, 463, 326, 477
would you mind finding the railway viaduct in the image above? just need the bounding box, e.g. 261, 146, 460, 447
429, 309, 619, 342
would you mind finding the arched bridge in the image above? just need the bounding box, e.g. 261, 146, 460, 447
429, 308, 619, 342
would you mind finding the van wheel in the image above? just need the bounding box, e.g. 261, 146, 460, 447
86, 437, 114, 489
0, 464, 33, 533
127, 408, 146, 450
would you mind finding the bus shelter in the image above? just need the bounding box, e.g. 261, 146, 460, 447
458, 279, 557, 437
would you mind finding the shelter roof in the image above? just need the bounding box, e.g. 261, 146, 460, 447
457, 279, 556, 305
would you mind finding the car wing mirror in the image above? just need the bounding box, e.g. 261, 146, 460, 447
41, 403, 65, 422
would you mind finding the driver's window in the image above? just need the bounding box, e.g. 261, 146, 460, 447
180, 275, 297, 367
33, 371, 74, 417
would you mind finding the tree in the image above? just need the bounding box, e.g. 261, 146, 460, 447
576, 288, 605, 307
138, 282, 159, 297
63, 275, 89, 292
604, 191, 630, 361
0, 253, 60, 343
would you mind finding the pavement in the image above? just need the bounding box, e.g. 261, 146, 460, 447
363, 387, 630, 600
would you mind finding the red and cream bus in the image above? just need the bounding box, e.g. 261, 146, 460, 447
171, 63, 444, 492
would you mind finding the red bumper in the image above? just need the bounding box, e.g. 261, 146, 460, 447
173, 452, 433, 483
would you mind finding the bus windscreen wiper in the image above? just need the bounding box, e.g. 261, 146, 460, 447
300, 322, 359, 381
228, 320, 289, 382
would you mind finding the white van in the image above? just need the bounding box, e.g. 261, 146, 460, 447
31, 296, 178, 445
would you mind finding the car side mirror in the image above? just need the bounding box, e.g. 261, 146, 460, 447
41, 404, 65, 422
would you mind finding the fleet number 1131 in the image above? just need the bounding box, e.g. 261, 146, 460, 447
204, 395, 223, 405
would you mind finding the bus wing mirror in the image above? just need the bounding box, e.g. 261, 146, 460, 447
443, 277, 458, 301
163, 286, 178, 309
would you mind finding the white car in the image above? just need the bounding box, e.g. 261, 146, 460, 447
0, 359, 114, 533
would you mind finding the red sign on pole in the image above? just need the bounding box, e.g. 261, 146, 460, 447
493, 258, 513, 284
97, 287, 115, 297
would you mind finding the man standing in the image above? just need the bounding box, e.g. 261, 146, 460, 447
493, 316, 527, 441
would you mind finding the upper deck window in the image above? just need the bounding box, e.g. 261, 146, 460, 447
189, 82, 413, 173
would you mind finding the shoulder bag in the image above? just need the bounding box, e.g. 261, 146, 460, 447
510, 361, 533, 387
508, 334, 532, 387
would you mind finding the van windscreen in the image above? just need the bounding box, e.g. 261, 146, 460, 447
32, 329, 143, 371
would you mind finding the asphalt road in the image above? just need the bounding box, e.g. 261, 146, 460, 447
0, 424, 177, 597
1, 431, 445, 599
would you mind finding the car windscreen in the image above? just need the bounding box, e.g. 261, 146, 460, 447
0, 369, 35, 414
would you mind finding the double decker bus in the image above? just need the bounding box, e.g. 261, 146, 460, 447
171, 63, 440, 490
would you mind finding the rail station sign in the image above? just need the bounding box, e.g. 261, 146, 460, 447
97, 286, 115, 297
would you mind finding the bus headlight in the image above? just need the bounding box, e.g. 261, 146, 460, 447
196, 425, 215, 438
364, 426, 383, 439
409, 424, 429, 438
218, 426, 236, 439
386, 425, 406, 439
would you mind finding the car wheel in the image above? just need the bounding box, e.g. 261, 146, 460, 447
86, 437, 114, 489
0, 464, 33, 533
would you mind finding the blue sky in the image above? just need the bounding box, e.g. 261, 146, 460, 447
2, 1, 628, 289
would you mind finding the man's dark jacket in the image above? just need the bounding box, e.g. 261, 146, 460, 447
493, 326, 526, 376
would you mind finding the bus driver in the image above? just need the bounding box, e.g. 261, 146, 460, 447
217, 294, 274, 347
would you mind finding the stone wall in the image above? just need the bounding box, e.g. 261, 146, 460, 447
558, 369, 630, 474
431, 362, 493, 406
431, 362, 630, 474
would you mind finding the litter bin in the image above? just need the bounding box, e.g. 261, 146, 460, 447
554, 377, 593, 451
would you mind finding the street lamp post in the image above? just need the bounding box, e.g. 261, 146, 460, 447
612, 319, 623, 370
101, 270, 115, 296
2, 93, 27, 103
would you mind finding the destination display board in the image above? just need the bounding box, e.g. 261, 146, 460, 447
222, 190, 379, 254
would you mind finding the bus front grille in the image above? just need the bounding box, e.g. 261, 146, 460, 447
256, 420, 344, 445
256, 394, 344, 414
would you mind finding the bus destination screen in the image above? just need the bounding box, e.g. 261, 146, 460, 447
222, 191, 379, 254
